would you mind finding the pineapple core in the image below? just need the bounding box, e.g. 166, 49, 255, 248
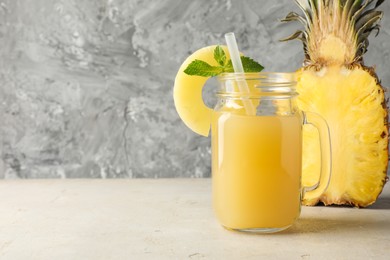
319, 35, 347, 64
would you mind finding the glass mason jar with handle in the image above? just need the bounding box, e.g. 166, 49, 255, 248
211, 72, 331, 233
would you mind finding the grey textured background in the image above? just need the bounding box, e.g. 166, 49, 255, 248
0, 0, 389, 178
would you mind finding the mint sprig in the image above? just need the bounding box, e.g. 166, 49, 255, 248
214, 45, 226, 66
184, 45, 264, 77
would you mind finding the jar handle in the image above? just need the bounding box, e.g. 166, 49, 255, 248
302, 111, 332, 200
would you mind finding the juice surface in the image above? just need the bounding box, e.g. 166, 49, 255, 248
212, 112, 302, 230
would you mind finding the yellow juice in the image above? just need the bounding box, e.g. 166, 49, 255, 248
212, 112, 303, 230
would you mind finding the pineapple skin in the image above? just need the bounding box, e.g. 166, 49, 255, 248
297, 65, 389, 207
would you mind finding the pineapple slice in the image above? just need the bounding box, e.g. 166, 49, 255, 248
283, 0, 388, 207
174, 45, 230, 136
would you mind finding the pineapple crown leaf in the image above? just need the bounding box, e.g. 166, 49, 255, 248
294, 0, 312, 18
352, 1, 381, 24
375, 0, 385, 8
279, 30, 305, 42
281, 12, 308, 26
282, 0, 384, 65
356, 10, 383, 31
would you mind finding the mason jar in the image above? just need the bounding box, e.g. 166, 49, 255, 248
211, 72, 332, 233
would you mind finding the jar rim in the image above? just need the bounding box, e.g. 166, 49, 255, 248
216, 72, 298, 98
217, 72, 297, 83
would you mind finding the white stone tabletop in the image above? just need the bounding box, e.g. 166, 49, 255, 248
0, 179, 389, 259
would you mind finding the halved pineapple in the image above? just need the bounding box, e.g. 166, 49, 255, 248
174, 45, 230, 136
283, 0, 388, 207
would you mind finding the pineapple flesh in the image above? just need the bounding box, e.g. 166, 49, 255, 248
282, 0, 388, 207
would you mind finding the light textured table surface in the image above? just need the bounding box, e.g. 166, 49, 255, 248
0, 179, 389, 260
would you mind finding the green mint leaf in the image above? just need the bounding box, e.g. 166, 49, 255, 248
214, 45, 226, 66
183, 59, 224, 77
240, 56, 264, 72
223, 56, 264, 73
223, 60, 234, 72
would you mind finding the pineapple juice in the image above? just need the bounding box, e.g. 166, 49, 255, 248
212, 112, 302, 230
